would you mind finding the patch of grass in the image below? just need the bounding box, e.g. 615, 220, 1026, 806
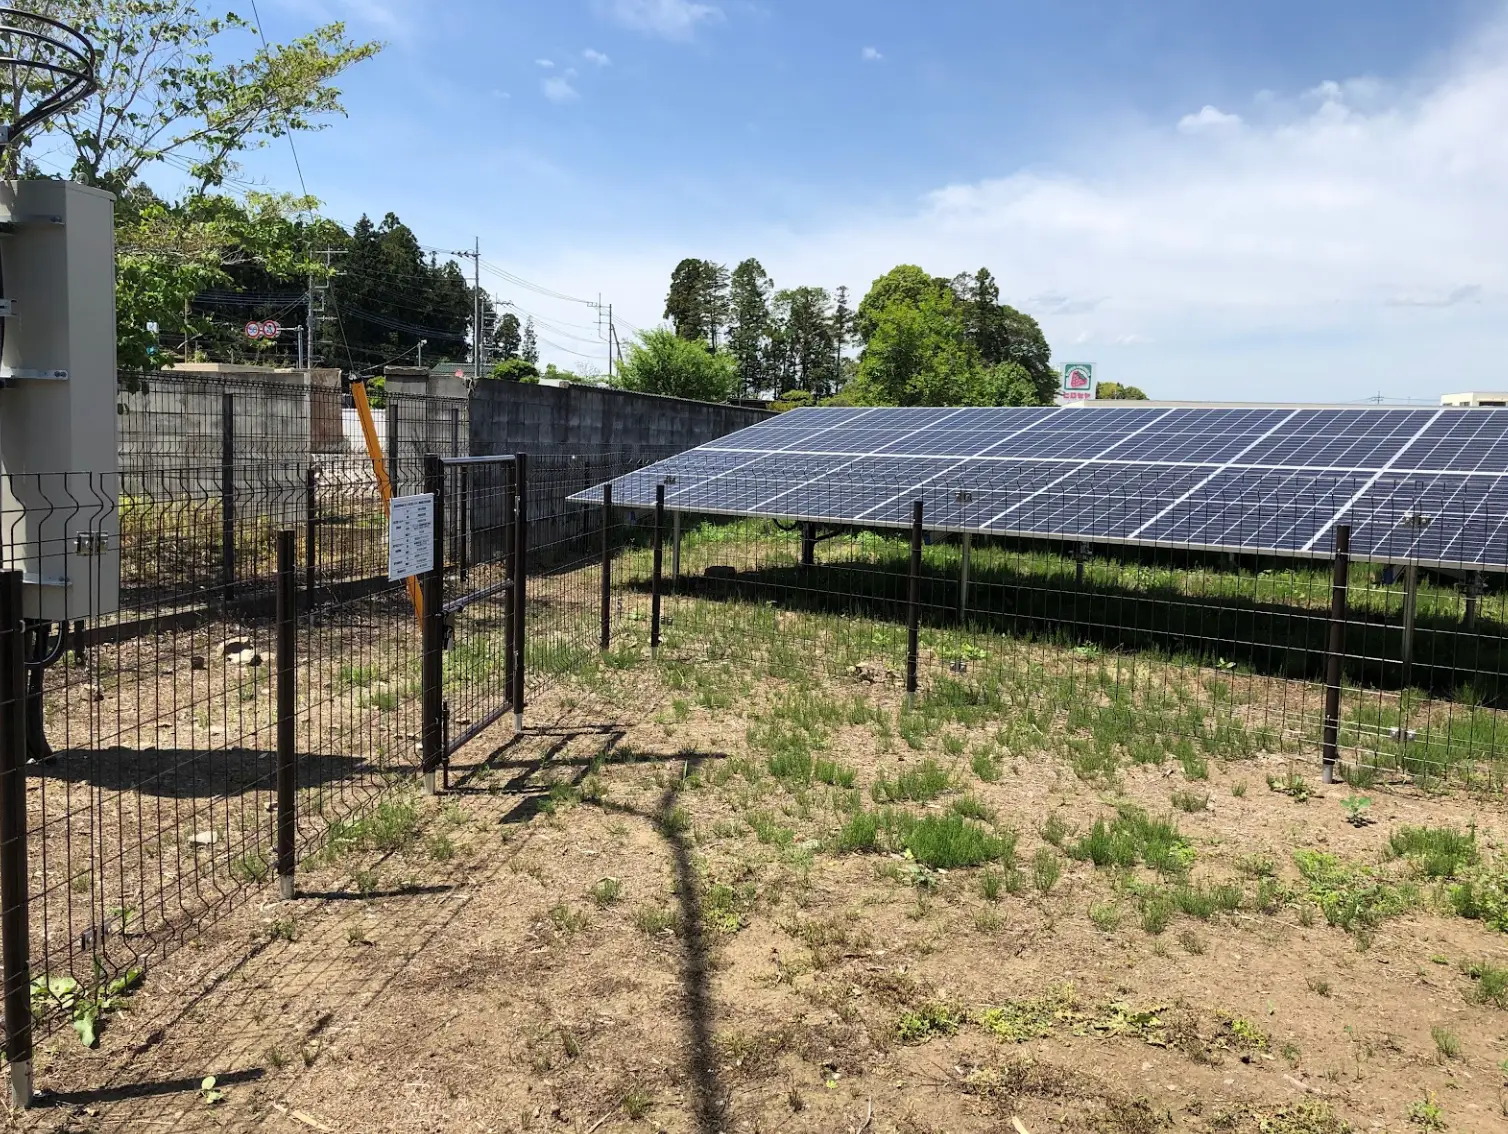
1178, 929, 1205, 955
590, 877, 623, 907
1031, 847, 1062, 895
836, 810, 881, 853
659, 805, 692, 835
1462, 960, 1508, 1008
976, 984, 1079, 1042
971, 749, 1003, 782
980, 868, 1006, 902
547, 905, 590, 937
1293, 849, 1417, 937
1068, 805, 1194, 876
1180, 749, 1209, 781
901, 814, 1015, 869
1138, 892, 1173, 934
1388, 825, 1477, 879
1040, 812, 1072, 847
896, 1001, 965, 1045
632, 906, 682, 936
951, 795, 995, 821
1431, 1026, 1460, 1060
425, 833, 455, 862
747, 812, 794, 847
268, 917, 297, 942
326, 799, 421, 858
814, 758, 856, 787
1446, 867, 1508, 931
229, 851, 271, 884
1267, 769, 1313, 802
1306, 976, 1331, 997
1171, 789, 1208, 814
1231, 781, 1248, 798
1089, 902, 1121, 932
622, 1086, 654, 1121
1252, 1101, 1353, 1134
872, 759, 950, 803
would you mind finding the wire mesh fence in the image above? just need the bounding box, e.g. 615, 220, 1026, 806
594, 460, 1508, 795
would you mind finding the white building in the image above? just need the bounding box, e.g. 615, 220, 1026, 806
1441, 392, 1508, 407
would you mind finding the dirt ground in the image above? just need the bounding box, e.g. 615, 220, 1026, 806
11, 639, 1508, 1134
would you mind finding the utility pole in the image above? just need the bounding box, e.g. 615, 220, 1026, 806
450, 240, 483, 379
311, 248, 347, 372
305, 269, 314, 369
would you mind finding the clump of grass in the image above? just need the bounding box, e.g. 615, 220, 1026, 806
1180, 750, 1209, 781
1406, 1091, 1444, 1130
980, 868, 1006, 902
1267, 769, 1312, 802
229, 852, 271, 884
976, 984, 1079, 1042
590, 877, 623, 907
900, 814, 1014, 869
1306, 976, 1331, 997
632, 906, 682, 936
951, 795, 995, 822
1231, 781, 1248, 798
426, 833, 455, 862
1178, 929, 1205, 955
814, 758, 856, 787
1040, 813, 1072, 847
1067, 805, 1193, 876
622, 1087, 654, 1121
326, 799, 421, 858
1089, 902, 1121, 933
1462, 960, 1508, 1008
896, 1001, 964, 1045
1293, 849, 1417, 938
548, 905, 590, 937
1171, 789, 1208, 814
1388, 825, 1477, 879
971, 749, 1003, 782
872, 759, 950, 803
268, 917, 297, 942
1031, 848, 1062, 895
1139, 893, 1173, 934
1431, 1026, 1460, 1060
747, 813, 794, 847
836, 810, 882, 853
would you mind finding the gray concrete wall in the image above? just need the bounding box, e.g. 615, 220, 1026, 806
467, 381, 772, 561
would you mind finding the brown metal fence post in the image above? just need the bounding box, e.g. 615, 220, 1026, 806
511, 453, 528, 735
601, 483, 613, 650
651, 484, 665, 656
304, 464, 317, 617
0, 570, 33, 1108
905, 500, 924, 710
220, 391, 235, 601
275, 532, 297, 899
422, 455, 445, 794
1322, 524, 1352, 784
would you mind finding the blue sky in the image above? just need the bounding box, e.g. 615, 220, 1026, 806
232, 1, 1508, 400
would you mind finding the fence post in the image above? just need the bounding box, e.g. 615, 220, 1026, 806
511, 453, 528, 735
458, 465, 470, 583
906, 500, 924, 711
601, 483, 613, 650
386, 394, 400, 497
422, 455, 446, 794
959, 533, 972, 620
275, 532, 297, 899
800, 522, 816, 568
304, 464, 317, 617
0, 570, 33, 1109
651, 484, 665, 656
220, 391, 235, 601
1400, 561, 1419, 687
503, 460, 516, 708
1321, 524, 1351, 784
672, 510, 682, 586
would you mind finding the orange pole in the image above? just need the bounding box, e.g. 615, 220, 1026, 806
351, 381, 423, 623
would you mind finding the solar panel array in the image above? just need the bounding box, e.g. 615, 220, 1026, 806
570, 406, 1508, 570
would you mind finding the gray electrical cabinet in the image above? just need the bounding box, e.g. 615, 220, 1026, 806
0, 179, 120, 621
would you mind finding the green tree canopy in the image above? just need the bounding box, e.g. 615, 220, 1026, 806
491, 358, 539, 382
1096, 381, 1149, 400
727, 258, 772, 399
615, 328, 736, 403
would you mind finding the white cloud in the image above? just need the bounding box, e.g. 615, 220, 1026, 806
862, 46, 884, 62
513, 15, 1508, 399
1176, 105, 1242, 133
584, 48, 612, 66
542, 75, 580, 103
598, 0, 722, 41
1113, 333, 1153, 346
535, 58, 555, 68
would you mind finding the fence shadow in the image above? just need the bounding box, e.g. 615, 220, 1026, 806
40, 745, 402, 798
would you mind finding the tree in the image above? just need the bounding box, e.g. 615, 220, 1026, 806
1096, 381, 1149, 400
521, 317, 539, 364
3, 2, 381, 190
853, 265, 952, 345
770, 286, 836, 397
845, 289, 978, 406
727, 258, 772, 398
832, 284, 852, 379
496, 312, 523, 360
491, 358, 539, 382
664, 257, 728, 349
615, 328, 736, 403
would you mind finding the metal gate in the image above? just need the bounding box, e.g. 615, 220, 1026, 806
420, 453, 525, 790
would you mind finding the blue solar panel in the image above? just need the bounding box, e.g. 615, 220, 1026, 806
569, 405, 1508, 569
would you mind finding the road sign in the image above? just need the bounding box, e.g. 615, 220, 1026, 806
244, 321, 262, 339
388, 494, 435, 581
1061, 362, 1093, 402
261, 320, 281, 338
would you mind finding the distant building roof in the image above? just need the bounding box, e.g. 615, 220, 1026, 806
1441, 392, 1508, 407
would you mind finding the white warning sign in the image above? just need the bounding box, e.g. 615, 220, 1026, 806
388, 493, 435, 581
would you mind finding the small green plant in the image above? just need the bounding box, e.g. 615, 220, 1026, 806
900, 814, 1014, 869
548, 904, 590, 937
1180, 749, 1209, 781
1178, 929, 1205, 955
1139, 893, 1173, 934
30, 966, 143, 1048
1068, 806, 1193, 876
1231, 781, 1248, 798
1031, 847, 1062, 895
269, 917, 297, 942
1089, 902, 1121, 932
1431, 1026, 1460, 1060
1267, 769, 1312, 802
1040, 813, 1072, 847
951, 794, 995, 821
980, 868, 1005, 902
623, 1086, 654, 1121
660, 805, 692, 835
200, 1076, 224, 1106
1406, 1091, 1445, 1130
1228, 1017, 1268, 1050
896, 1001, 964, 1044
971, 749, 1003, 782
346, 924, 368, 946
632, 906, 681, 936
229, 851, 271, 884
1171, 789, 1208, 814
1340, 795, 1373, 827
591, 877, 623, 906
1306, 976, 1331, 998
1462, 960, 1508, 1008
426, 833, 455, 862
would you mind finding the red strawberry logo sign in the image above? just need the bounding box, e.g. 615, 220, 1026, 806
1063, 363, 1093, 391
1067, 368, 1089, 389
